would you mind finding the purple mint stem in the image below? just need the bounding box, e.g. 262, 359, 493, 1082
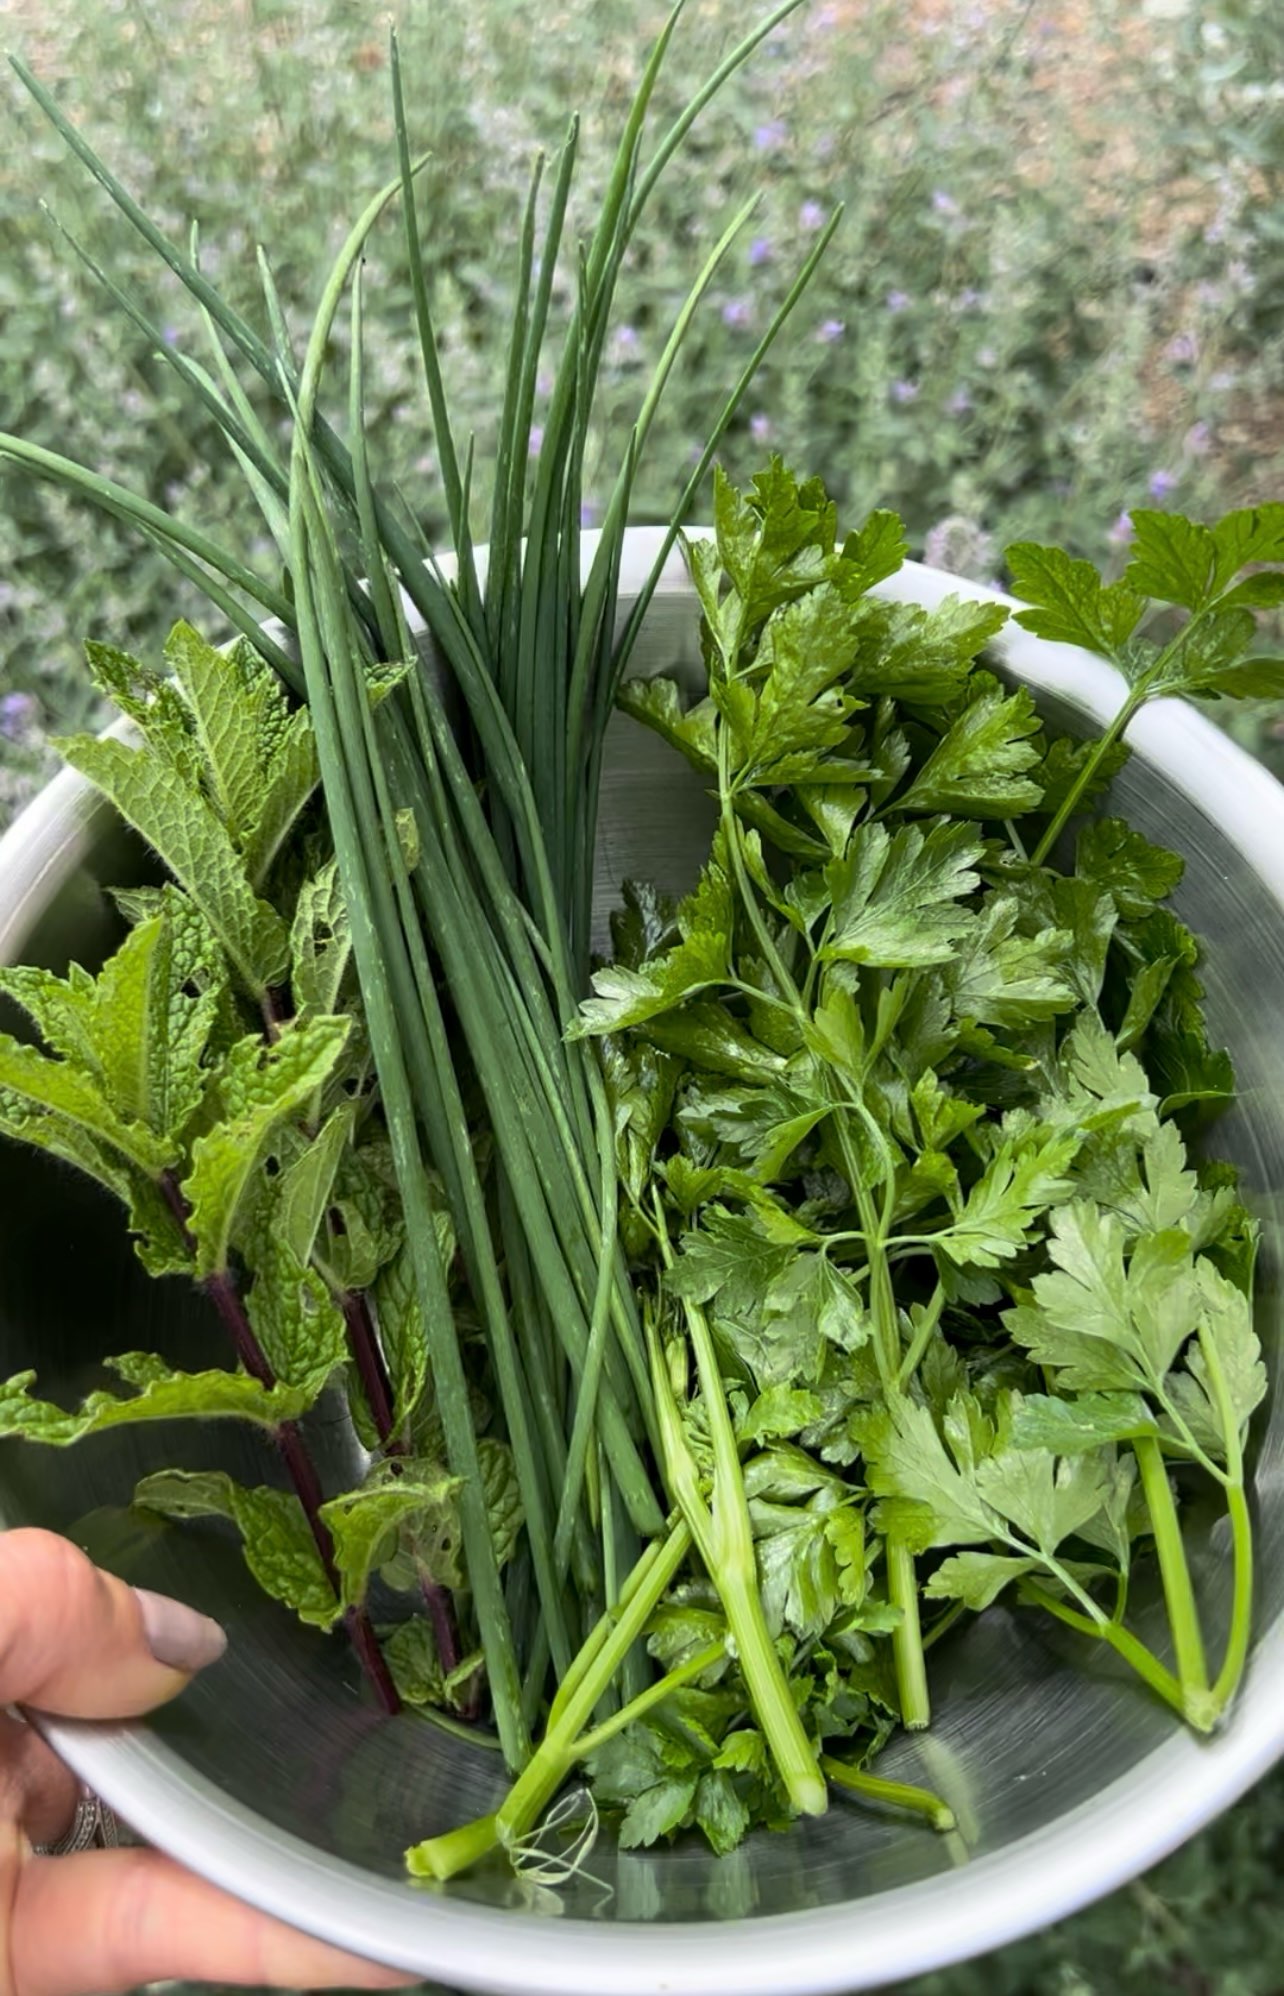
340, 1287, 403, 1454
343, 1604, 402, 1715
339, 1284, 465, 1685
421, 1574, 464, 1682
161, 1174, 401, 1716
259, 986, 288, 1041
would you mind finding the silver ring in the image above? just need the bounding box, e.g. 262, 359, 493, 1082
32, 1785, 122, 1856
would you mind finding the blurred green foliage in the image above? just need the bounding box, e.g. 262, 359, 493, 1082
2, 0, 1282, 822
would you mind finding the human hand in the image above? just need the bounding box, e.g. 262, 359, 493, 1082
0, 1529, 417, 1996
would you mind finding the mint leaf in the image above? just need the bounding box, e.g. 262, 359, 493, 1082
0, 1354, 313, 1445
480, 1438, 525, 1570
134, 1467, 339, 1627
55, 730, 288, 996
181, 1016, 350, 1277
373, 1218, 450, 1436
239, 1198, 347, 1399
290, 859, 354, 1019
0, 1031, 175, 1175
320, 1460, 463, 1611
381, 1619, 445, 1707
1, 891, 224, 1150
153, 624, 321, 889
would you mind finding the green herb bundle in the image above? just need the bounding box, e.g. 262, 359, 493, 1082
0, 2, 1282, 1883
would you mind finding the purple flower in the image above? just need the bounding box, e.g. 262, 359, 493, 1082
754, 119, 788, 152
612, 324, 640, 356
162, 324, 181, 347
886, 289, 911, 313
0, 691, 39, 743
1184, 419, 1212, 457
946, 387, 974, 416
817, 317, 846, 343
1107, 511, 1135, 547
528, 424, 545, 458
1210, 369, 1237, 392
931, 189, 960, 217
749, 412, 772, 443
957, 286, 983, 309
1165, 331, 1199, 366
922, 516, 996, 579
722, 297, 753, 330
536, 371, 553, 398
580, 499, 598, 529
1148, 468, 1177, 501
891, 378, 919, 405
749, 236, 773, 268
799, 199, 826, 232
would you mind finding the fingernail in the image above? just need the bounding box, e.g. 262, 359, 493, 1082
132, 1588, 227, 1674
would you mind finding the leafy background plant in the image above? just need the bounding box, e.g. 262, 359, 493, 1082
2, 0, 1283, 1988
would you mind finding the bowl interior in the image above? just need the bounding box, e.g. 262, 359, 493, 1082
2, 562, 1283, 1977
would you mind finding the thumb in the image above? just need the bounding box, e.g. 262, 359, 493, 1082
0, 1529, 225, 1719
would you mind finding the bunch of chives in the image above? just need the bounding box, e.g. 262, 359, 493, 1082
0, 0, 838, 1768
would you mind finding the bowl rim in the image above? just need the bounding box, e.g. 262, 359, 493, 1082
6, 526, 1284, 1994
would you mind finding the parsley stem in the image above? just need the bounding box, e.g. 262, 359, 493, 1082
885, 1536, 931, 1730
1025, 1583, 1187, 1721
1197, 1321, 1254, 1715
680, 1294, 829, 1816
407, 1522, 693, 1880
897, 1283, 946, 1392
574, 1639, 726, 1759
1029, 684, 1147, 866
821, 1756, 955, 1833
1134, 1436, 1209, 1713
